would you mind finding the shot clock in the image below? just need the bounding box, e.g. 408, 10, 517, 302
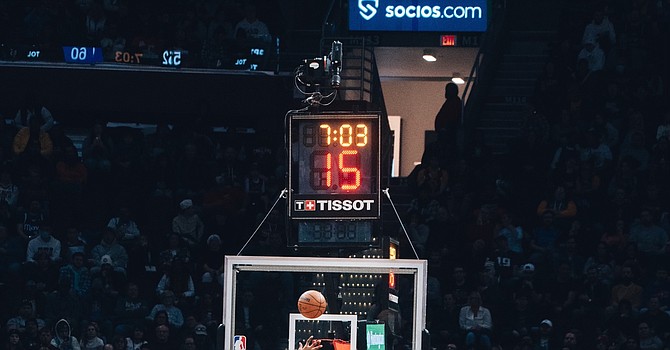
288, 113, 381, 246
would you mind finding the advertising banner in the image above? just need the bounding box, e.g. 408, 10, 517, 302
349, 0, 488, 32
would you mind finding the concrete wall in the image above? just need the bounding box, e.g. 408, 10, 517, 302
381, 79, 447, 176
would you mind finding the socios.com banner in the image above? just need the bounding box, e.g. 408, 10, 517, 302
349, 0, 487, 32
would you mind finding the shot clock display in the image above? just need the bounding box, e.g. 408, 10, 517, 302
288, 113, 381, 246
288, 113, 381, 220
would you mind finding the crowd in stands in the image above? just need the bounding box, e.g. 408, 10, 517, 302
1, 0, 670, 350
0, 91, 291, 349
414, 0, 670, 349
0, 0, 288, 68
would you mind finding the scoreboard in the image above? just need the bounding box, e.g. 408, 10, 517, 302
288, 112, 381, 246
1, 42, 274, 71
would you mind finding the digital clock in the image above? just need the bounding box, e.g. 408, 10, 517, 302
297, 220, 372, 244
114, 50, 143, 64
288, 113, 381, 220
62, 46, 103, 64
162, 50, 183, 66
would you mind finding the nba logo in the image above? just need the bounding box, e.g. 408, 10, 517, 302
233, 335, 246, 350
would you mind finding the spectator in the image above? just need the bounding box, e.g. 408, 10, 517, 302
37, 326, 53, 350
536, 186, 577, 225
61, 226, 89, 263
619, 131, 650, 172
12, 115, 53, 157
146, 290, 184, 329
58, 252, 92, 298
172, 199, 204, 249
233, 4, 270, 41
427, 293, 462, 348
530, 211, 561, 260
125, 325, 148, 350
458, 291, 493, 350
23, 250, 60, 294
14, 93, 54, 132
243, 162, 269, 215
561, 331, 579, 350
628, 209, 668, 257
0, 168, 20, 207
5, 329, 24, 350
638, 297, 670, 344
182, 336, 198, 350
113, 282, 151, 337
107, 206, 141, 247
577, 37, 605, 72
16, 199, 48, 240
611, 265, 644, 310
0, 223, 23, 281
533, 319, 559, 349
499, 293, 537, 346
548, 261, 579, 320
82, 121, 114, 175
6, 300, 46, 333
91, 228, 128, 276
434, 82, 463, 158
155, 257, 195, 307
147, 324, 178, 350
22, 318, 41, 349
636, 322, 663, 349
582, 9, 616, 52
444, 266, 472, 307
644, 267, 670, 309
25, 223, 61, 263
159, 233, 191, 269
55, 144, 88, 187
200, 234, 224, 290
79, 322, 105, 350
192, 324, 212, 350
578, 129, 613, 173
107, 335, 128, 350
44, 280, 84, 333
50, 319, 81, 350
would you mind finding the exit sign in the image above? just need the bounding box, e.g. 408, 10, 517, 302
441, 35, 456, 46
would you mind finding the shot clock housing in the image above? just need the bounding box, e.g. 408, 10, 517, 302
287, 112, 381, 247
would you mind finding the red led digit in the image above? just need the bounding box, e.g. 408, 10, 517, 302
338, 150, 361, 190
310, 150, 332, 190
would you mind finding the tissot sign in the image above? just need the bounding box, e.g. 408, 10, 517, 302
349, 0, 488, 32
291, 195, 379, 219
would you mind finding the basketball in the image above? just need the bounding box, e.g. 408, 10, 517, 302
297, 290, 327, 318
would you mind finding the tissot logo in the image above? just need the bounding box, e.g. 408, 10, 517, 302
358, 0, 379, 20
295, 199, 375, 212
294, 200, 316, 211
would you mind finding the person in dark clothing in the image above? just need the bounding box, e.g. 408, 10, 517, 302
434, 82, 463, 162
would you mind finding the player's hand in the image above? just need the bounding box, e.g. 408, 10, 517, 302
299, 336, 322, 350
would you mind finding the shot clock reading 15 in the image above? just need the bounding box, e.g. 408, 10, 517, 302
288, 113, 380, 220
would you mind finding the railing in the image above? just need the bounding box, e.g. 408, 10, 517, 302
461, 0, 509, 128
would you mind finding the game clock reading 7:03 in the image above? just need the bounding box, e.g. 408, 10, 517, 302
288, 113, 381, 220
114, 50, 143, 64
